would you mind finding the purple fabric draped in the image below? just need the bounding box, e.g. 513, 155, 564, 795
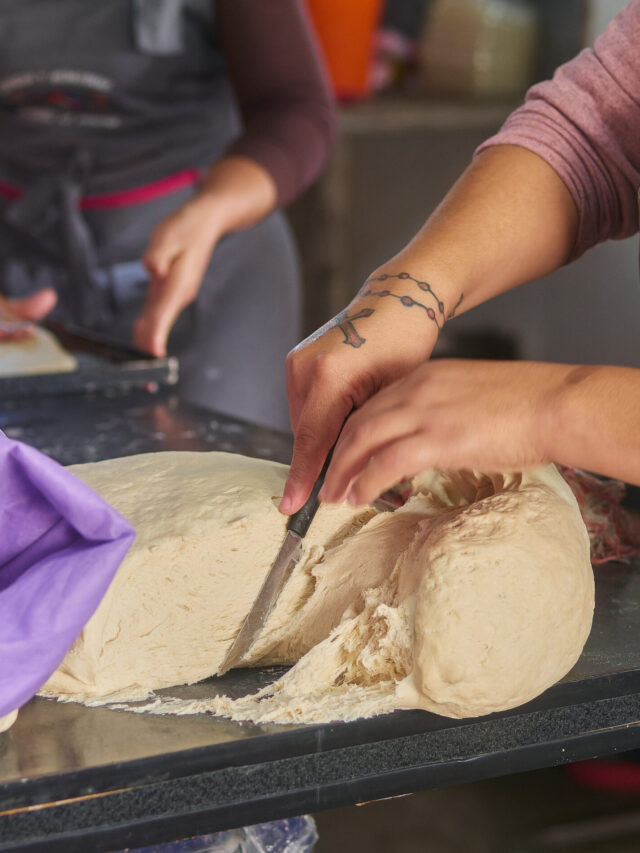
0, 433, 135, 718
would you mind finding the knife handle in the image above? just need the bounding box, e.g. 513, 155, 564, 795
286, 442, 336, 539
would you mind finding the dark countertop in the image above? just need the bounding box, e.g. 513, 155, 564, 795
0, 390, 293, 467
2, 390, 640, 853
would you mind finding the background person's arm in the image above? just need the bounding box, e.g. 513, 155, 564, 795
281, 1, 640, 513
134, 0, 335, 357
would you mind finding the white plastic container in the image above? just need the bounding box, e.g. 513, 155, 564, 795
419, 0, 539, 98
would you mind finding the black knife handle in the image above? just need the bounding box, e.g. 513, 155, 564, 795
286, 442, 336, 539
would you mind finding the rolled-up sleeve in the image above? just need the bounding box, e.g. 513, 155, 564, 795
476, 0, 640, 258
217, 0, 336, 208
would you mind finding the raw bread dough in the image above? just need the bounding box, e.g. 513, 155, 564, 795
41, 453, 594, 722
42, 452, 376, 702
0, 710, 18, 733
0, 327, 77, 376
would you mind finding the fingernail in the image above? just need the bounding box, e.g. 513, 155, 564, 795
346, 488, 358, 506
279, 494, 292, 514
318, 486, 327, 502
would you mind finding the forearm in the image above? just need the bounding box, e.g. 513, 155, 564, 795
351, 144, 578, 328
192, 154, 278, 241
478, 2, 640, 256
544, 364, 640, 486
219, 0, 335, 207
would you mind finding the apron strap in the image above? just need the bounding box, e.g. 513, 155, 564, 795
132, 0, 213, 56
2, 151, 105, 328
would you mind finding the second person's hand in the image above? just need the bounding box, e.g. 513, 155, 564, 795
317, 358, 570, 506
0, 287, 58, 341
134, 154, 278, 357
134, 194, 221, 357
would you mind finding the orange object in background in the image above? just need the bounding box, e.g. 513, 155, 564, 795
305, 0, 385, 100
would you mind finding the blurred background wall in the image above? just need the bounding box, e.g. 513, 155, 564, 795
291, 0, 640, 368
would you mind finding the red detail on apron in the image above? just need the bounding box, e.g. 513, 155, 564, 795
0, 180, 20, 201
0, 168, 201, 209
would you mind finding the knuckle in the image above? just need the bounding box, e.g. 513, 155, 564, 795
347, 418, 370, 447
308, 354, 334, 386
293, 423, 321, 455
377, 444, 403, 473
285, 349, 300, 379
144, 261, 161, 280
353, 368, 380, 402
287, 351, 338, 397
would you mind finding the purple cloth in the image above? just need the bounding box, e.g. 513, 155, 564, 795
477, 0, 640, 260
0, 433, 135, 718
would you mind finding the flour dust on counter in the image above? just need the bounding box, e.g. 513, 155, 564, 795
40, 452, 594, 723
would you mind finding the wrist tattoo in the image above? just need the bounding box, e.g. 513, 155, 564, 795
361, 272, 463, 331
333, 306, 375, 348
324, 273, 464, 351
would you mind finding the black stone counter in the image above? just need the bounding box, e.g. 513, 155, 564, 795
1, 390, 640, 853
0, 390, 293, 467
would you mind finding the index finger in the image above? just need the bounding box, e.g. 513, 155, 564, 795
280, 394, 353, 514
134, 253, 202, 356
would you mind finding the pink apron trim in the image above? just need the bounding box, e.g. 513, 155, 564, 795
0, 168, 201, 209
0, 180, 20, 201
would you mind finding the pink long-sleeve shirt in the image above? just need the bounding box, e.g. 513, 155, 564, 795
477, 0, 640, 259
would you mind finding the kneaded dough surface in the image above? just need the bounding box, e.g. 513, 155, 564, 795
0, 327, 76, 376
42, 453, 594, 724
42, 452, 376, 702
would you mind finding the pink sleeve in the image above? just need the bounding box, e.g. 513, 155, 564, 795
476, 0, 640, 259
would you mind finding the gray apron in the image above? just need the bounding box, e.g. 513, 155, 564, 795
0, 0, 300, 431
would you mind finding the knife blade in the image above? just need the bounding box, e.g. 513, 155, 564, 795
217, 445, 335, 675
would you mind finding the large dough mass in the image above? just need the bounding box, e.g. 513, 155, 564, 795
41, 452, 594, 722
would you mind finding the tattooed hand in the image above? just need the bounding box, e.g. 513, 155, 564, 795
317, 358, 564, 506
281, 270, 462, 513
